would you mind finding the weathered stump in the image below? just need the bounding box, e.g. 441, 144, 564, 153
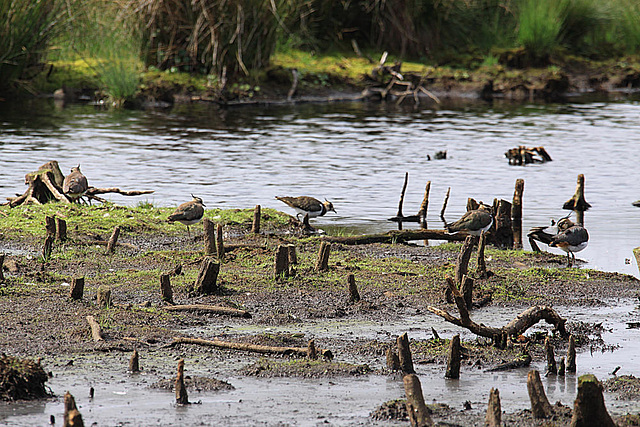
106, 226, 120, 254
202, 218, 216, 255
63, 391, 84, 427
347, 273, 360, 303
563, 174, 591, 226
455, 235, 475, 286
445, 334, 462, 379
86, 315, 104, 341
485, 388, 501, 427
440, 187, 451, 222
69, 276, 84, 300
175, 359, 189, 404
96, 285, 112, 308
460, 274, 474, 310
397, 332, 415, 375
129, 349, 140, 373
216, 223, 224, 259
476, 230, 488, 279
527, 370, 553, 419
491, 198, 513, 248
274, 245, 290, 279
558, 357, 566, 376
418, 180, 431, 227
386, 347, 400, 371
403, 374, 433, 427
251, 204, 261, 234
569, 374, 615, 427
307, 340, 318, 360
160, 274, 174, 304
194, 257, 220, 295
315, 241, 331, 271
512, 178, 524, 249
56, 217, 67, 241
545, 336, 557, 375
287, 244, 298, 265
42, 215, 56, 261
567, 335, 577, 373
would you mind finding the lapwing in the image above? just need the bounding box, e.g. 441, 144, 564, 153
63, 165, 89, 203
633, 200, 640, 207
168, 195, 205, 238
528, 217, 589, 267
446, 206, 493, 236
275, 196, 336, 221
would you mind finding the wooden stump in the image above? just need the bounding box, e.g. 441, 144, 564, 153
315, 241, 331, 272
445, 334, 462, 379
558, 357, 566, 376
129, 349, 140, 373
569, 374, 615, 427
202, 218, 216, 255
386, 347, 400, 371
194, 257, 220, 295
307, 340, 318, 360
476, 230, 488, 279
0, 253, 5, 282
251, 204, 261, 234
563, 174, 591, 226
418, 180, 431, 227
42, 215, 56, 261
545, 336, 557, 375
485, 388, 501, 427
86, 315, 104, 341
567, 335, 577, 373
274, 245, 290, 279
491, 198, 513, 248
397, 332, 415, 375
455, 235, 475, 286
56, 217, 67, 241
175, 359, 189, 404
215, 223, 224, 259
96, 285, 112, 308
512, 178, 524, 249
460, 274, 474, 311
45, 215, 57, 236
347, 273, 360, 303
160, 274, 174, 304
106, 226, 120, 254
287, 244, 297, 265
527, 370, 553, 419
403, 374, 433, 427
69, 276, 84, 300
63, 391, 84, 427
440, 187, 451, 222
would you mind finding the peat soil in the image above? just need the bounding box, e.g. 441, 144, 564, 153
1, 217, 640, 425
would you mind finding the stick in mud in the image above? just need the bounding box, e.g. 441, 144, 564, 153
216, 223, 224, 259
175, 359, 189, 404
347, 273, 360, 303
512, 178, 524, 249
56, 217, 67, 241
403, 374, 434, 426
445, 334, 462, 379
86, 315, 104, 341
440, 187, 451, 225
251, 204, 261, 234
567, 335, 577, 373
202, 218, 216, 255
160, 274, 174, 304
69, 276, 84, 300
106, 226, 120, 254
527, 370, 553, 419
570, 374, 615, 427
397, 332, 415, 375
129, 349, 140, 373
485, 388, 501, 427
545, 336, 557, 375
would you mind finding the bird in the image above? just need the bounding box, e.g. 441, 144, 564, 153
275, 196, 336, 221
446, 206, 493, 236
633, 200, 640, 207
63, 165, 89, 203
528, 216, 589, 267
168, 195, 205, 238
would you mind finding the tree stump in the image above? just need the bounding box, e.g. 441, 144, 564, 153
558, 357, 566, 376
569, 374, 615, 427
216, 223, 224, 259
315, 241, 331, 271
418, 180, 431, 227
274, 245, 290, 279
287, 244, 297, 265
160, 274, 174, 304
512, 178, 524, 249
545, 336, 557, 375
307, 340, 318, 360
386, 347, 400, 371
490, 198, 513, 248
194, 257, 220, 295
63, 391, 84, 427
455, 235, 475, 286
86, 315, 104, 341
397, 332, 415, 375
347, 273, 360, 303
42, 215, 56, 261
567, 335, 577, 373
56, 217, 67, 241
460, 274, 474, 310
527, 370, 553, 419
403, 374, 433, 427
96, 285, 112, 308
69, 276, 84, 300
476, 230, 488, 279
202, 218, 216, 255
563, 174, 591, 226
485, 388, 501, 427
251, 204, 261, 234
106, 226, 120, 254
129, 349, 140, 373
445, 334, 462, 379
175, 359, 189, 404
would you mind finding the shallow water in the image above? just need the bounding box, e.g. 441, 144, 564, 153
2, 96, 640, 277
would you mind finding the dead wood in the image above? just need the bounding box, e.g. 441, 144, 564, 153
455, 236, 475, 286
418, 181, 431, 226
215, 223, 224, 259
386, 348, 400, 371
567, 335, 577, 373
251, 204, 261, 234
56, 217, 67, 241
86, 315, 104, 341
527, 370, 553, 419
170, 336, 331, 358
96, 285, 111, 308
175, 359, 189, 404
403, 374, 434, 427
485, 388, 501, 427
440, 187, 451, 225
160, 274, 173, 304
476, 231, 488, 278
106, 226, 120, 254
194, 257, 220, 295
347, 273, 360, 303
202, 218, 216, 255
77, 240, 139, 251
545, 336, 557, 375
570, 374, 615, 427
129, 350, 140, 373
397, 332, 415, 375
63, 391, 84, 427
512, 179, 525, 249
486, 352, 531, 372
287, 69, 299, 100
307, 340, 317, 360
274, 245, 290, 279
322, 228, 467, 245
563, 174, 591, 225
445, 334, 462, 379
164, 304, 251, 318
315, 241, 331, 271
460, 274, 474, 311
69, 276, 84, 300
505, 146, 552, 165
558, 357, 566, 376
0, 253, 4, 282
490, 199, 513, 248
287, 244, 297, 265
85, 187, 154, 197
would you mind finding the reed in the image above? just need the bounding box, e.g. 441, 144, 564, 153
516, 0, 567, 62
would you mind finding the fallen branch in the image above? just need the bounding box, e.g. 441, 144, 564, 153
86, 315, 104, 341
85, 187, 155, 197
169, 337, 332, 359
322, 228, 467, 245
164, 304, 251, 318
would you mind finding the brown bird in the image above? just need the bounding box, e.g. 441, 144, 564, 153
168, 195, 205, 238
63, 165, 89, 203
275, 196, 336, 221
446, 206, 493, 236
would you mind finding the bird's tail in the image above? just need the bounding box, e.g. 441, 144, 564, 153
527, 226, 554, 245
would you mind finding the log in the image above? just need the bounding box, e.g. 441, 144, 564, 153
315, 241, 331, 271
512, 179, 524, 249
486, 353, 531, 372
545, 336, 557, 375
129, 349, 140, 373
403, 374, 434, 427
322, 228, 467, 245
170, 336, 332, 358
347, 273, 360, 303
485, 388, 501, 427
69, 276, 84, 300
274, 245, 290, 279
455, 236, 475, 286
106, 226, 120, 254
570, 374, 615, 427
56, 217, 67, 241
96, 285, 111, 308
527, 370, 553, 419
175, 359, 189, 404
86, 315, 104, 341
77, 240, 139, 251
445, 334, 462, 379
194, 257, 220, 295
202, 218, 216, 255
160, 274, 173, 304
386, 347, 400, 371
215, 223, 224, 259
85, 187, 154, 197
164, 304, 251, 318
567, 335, 577, 373
563, 174, 591, 226
397, 332, 415, 375
251, 204, 261, 234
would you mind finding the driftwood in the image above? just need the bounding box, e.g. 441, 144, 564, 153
397, 332, 415, 375
570, 374, 615, 427
485, 388, 501, 427
403, 374, 434, 427
427, 280, 568, 342
322, 228, 467, 245
527, 370, 553, 419
170, 336, 332, 359
563, 174, 591, 225
505, 146, 552, 165
164, 304, 251, 318
86, 315, 104, 341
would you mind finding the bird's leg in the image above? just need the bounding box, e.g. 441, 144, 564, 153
566, 252, 572, 267
187, 225, 191, 239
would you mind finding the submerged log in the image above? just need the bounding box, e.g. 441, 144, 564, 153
322, 228, 466, 245
570, 374, 615, 427
164, 304, 251, 318
170, 336, 332, 359
403, 374, 434, 427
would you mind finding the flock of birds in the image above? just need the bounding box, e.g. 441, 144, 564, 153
61, 165, 589, 267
